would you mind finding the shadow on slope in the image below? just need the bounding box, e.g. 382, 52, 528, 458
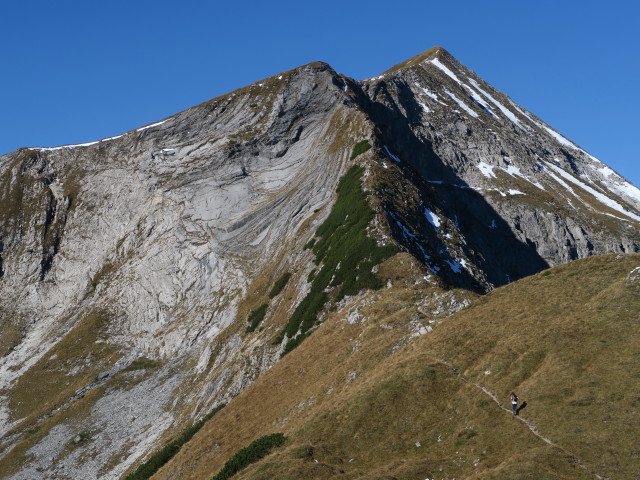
362, 78, 549, 291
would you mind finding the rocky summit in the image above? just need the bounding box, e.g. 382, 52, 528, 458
0, 47, 638, 479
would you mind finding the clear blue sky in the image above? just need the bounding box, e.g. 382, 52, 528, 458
2, 0, 638, 185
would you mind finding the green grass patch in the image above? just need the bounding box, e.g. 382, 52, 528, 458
268, 272, 291, 299
124, 357, 162, 372
279, 165, 397, 353
246, 304, 269, 333
124, 404, 225, 480
211, 433, 286, 480
307, 269, 317, 283
350, 140, 371, 160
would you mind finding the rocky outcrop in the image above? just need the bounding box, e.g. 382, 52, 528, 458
0, 47, 638, 478
361, 47, 640, 290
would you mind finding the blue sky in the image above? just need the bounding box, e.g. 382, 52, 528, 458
2, 0, 639, 185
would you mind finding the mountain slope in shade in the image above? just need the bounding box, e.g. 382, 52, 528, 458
361, 46, 640, 291
0, 47, 638, 477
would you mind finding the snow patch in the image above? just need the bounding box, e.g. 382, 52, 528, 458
35, 133, 124, 151
445, 259, 463, 273
595, 165, 615, 177
383, 145, 401, 163
418, 101, 431, 113
425, 60, 494, 117
541, 163, 578, 196
424, 209, 441, 231
477, 161, 496, 178
415, 84, 446, 105
612, 182, 640, 205
504, 164, 523, 177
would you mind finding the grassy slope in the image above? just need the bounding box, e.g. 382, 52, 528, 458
423, 253, 640, 478
150, 253, 640, 480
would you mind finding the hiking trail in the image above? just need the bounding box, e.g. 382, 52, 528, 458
434, 357, 609, 480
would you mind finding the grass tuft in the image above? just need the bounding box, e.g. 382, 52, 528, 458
124, 357, 162, 372
350, 140, 371, 160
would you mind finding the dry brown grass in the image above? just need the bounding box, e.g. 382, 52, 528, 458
149, 254, 639, 480
6, 312, 120, 423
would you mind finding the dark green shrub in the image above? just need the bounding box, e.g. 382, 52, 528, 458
246, 304, 268, 333
124, 404, 225, 480
211, 433, 287, 480
303, 238, 316, 250
307, 269, 317, 283
350, 140, 371, 159
124, 357, 161, 372
279, 165, 397, 354
268, 272, 291, 299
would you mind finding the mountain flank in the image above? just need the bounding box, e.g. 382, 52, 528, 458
151, 254, 640, 480
0, 46, 638, 477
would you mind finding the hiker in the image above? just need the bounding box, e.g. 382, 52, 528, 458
510, 392, 518, 415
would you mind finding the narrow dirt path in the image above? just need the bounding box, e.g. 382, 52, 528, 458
435, 358, 609, 480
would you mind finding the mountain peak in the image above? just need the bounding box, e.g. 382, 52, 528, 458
381, 45, 452, 75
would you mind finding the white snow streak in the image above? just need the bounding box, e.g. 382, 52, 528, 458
137, 120, 167, 132
429, 58, 463, 84
35, 133, 125, 151
35, 118, 169, 150
595, 164, 615, 177
544, 162, 640, 221
383, 145, 401, 162
508, 101, 576, 148
415, 84, 445, 104
443, 88, 478, 118
467, 79, 524, 128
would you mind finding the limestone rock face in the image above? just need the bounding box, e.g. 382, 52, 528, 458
0, 48, 638, 478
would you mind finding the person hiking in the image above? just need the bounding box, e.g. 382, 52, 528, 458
510, 392, 518, 415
